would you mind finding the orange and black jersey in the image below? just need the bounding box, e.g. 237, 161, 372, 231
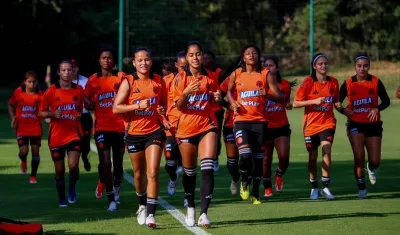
207, 68, 223, 112
339, 74, 390, 123
265, 79, 291, 128
164, 73, 180, 136
173, 68, 218, 138
40, 83, 84, 147
294, 76, 339, 136
124, 72, 167, 136
9, 87, 43, 137
234, 67, 270, 123
85, 70, 125, 133
220, 76, 235, 128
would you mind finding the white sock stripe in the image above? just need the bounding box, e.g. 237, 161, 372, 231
252, 153, 264, 159
238, 148, 252, 154
136, 192, 147, 196
184, 167, 197, 176
147, 198, 158, 204
166, 160, 178, 166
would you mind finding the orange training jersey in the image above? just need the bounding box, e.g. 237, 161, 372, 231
220, 76, 235, 128
40, 83, 84, 147
9, 87, 43, 136
234, 67, 269, 123
207, 68, 222, 112
265, 79, 291, 128
124, 73, 166, 136
85, 71, 125, 133
294, 76, 339, 136
344, 75, 380, 123
174, 69, 218, 138
164, 73, 180, 136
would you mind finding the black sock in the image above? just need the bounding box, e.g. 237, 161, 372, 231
251, 155, 263, 199
227, 156, 240, 182
321, 176, 330, 188
136, 192, 147, 206
30, 156, 40, 177
165, 160, 178, 181
239, 148, 252, 188
263, 178, 272, 189
356, 177, 366, 190
55, 178, 66, 200
310, 178, 318, 189
106, 191, 115, 203
81, 134, 91, 162
275, 167, 285, 177
147, 197, 158, 215
200, 158, 214, 215
69, 169, 79, 191
182, 167, 197, 208
19, 153, 27, 163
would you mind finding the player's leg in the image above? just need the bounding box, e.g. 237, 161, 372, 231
164, 136, 179, 196
319, 129, 335, 200
365, 122, 383, 187
17, 136, 29, 174
66, 140, 82, 204
305, 135, 320, 200
80, 113, 93, 172
111, 132, 125, 204
223, 127, 240, 196
274, 126, 291, 192
51, 147, 67, 207
29, 136, 42, 184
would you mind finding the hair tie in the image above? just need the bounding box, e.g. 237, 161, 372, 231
312, 54, 328, 65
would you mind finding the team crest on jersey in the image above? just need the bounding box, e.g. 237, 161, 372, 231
329, 88, 334, 95
368, 89, 374, 95
153, 86, 159, 94
73, 95, 78, 101
113, 83, 120, 91
256, 80, 263, 88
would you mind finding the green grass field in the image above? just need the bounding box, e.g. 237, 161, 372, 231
1, 106, 400, 235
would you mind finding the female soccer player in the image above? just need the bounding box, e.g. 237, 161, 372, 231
337, 53, 390, 198
39, 60, 84, 207
84, 48, 126, 211
202, 50, 223, 172
226, 45, 283, 204
219, 56, 242, 196
8, 71, 42, 184
174, 41, 221, 227
263, 56, 296, 197
71, 59, 92, 172
164, 51, 187, 197
113, 47, 169, 228
293, 53, 340, 201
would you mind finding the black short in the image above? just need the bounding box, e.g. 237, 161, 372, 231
80, 113, 93, 134
233, 122, 267, 152
165, 136, 181, 160
346, 121, 383, 137
94, 131, 125, 152
177, 128, 218, 146
17, 136, 42, 147
125, 128, 166, 153
214, 110, 224, 131
304, 129, 335, 152
222, 127, 235, 144
266, 125, 291, 141
50, 140, 81, 161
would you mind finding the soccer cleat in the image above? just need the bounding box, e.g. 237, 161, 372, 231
68, 188, 77, 204
240, 183, 250, 200
213, 160, 219, 173
167, 180, 176, 196
59, 199, 68, 208
275, 176, 283, 192
136, 205, 147, 225
107, 201, 117, 211
358, 189, 367, 199
113, 186, 120, 203
320, 187, 335, 200
95, 181, 105, 199
264, 188, 273, 197
83, 157, 91, 172
20, 162, 27, 174
230, 180, 239, 196
185, 207, 196, 227
146, 214, 157, 228
251, 197, 262, 205
198, 213, 211, 228
310, 188, 319, 200
366, 162, 377, 185
29, 176, 37, 184
176, 166, 183, 177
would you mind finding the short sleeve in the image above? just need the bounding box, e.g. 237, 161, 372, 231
9, 88, 20, 106
333, 79, 340, 102
39, 86, 54, 112
159, 78, 168, 107
84, 76, 96, 99
294, 78, 312, 101
173, 72, 186, 103
219, 77, 229, 92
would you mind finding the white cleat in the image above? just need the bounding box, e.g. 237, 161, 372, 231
213, 160, 219, 173
185, 207, 196, 227
136, 205, 147, 225
230, 180, 239, 196
107, 201, 117, 211
358, 189, 367, 199
113, 186, 120, 204
167, 180, 176, 196
146, 214, 157, 228
310, 188, 319, 200
320, 187, 335, 200
176, 166, 183, 176
367, 162, 377, 185
198, 213, 211, 228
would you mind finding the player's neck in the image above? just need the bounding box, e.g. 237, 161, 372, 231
245, 64, 257, 73
356, 74, 366, 81
59, 79, 72, 89
101, 68, 113, 77
136, 72, 150, 80
316, 73, 326, 82
189, 67, 201, 77
26, 88, 35, 94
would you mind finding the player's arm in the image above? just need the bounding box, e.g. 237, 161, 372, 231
174, 72, 200, 111
226, 72, 237, 105
219, 78, 230, 108
265, 72, 284, 103
335, 81, 347, 114
377, 79, 390, 111
113, 79, 144, 114
8, 91, 17, 122
292, 79, 318, 108
83, 77, 95, 111
38, 88, 58, 118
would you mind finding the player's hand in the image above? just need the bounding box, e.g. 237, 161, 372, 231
138, 99, 150, 109
163, 119, 173, 130
53, 110, 61, 119
313, 97, 325, 105
259, 88, 266, 96
45, 118, 51, 123
157, 105, 165, 116
183, 79, 201, 96
212, 90, 221, 103
230, 100, 242, 112
285, 103, 293, 110
368, 108, 379, 122
11, 117, 16, 129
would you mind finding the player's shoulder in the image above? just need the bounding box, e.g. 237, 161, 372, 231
328, 76, 339, 83
13, 86, 22, 94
